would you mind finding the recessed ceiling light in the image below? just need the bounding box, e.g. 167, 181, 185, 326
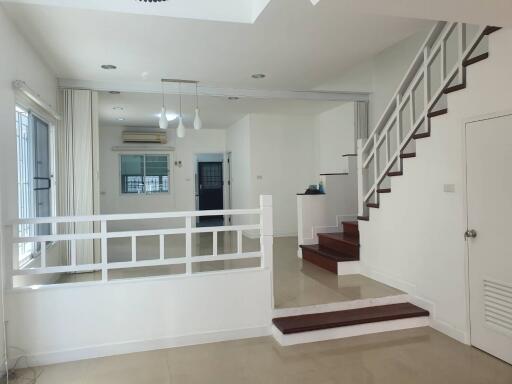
117, 118, 125, 121
251, 73, 266, 79
109, 91, 121, 95
101, 64, 117, 70
228, 97, 240, 100
112, 106, 124, 111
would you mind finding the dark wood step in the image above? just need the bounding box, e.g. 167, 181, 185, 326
427, 108, 448, 118
300, 244, 358, 274
413, 132, 431, 140
377, 188, 391, 194
341, 221, 359, 238
357, 216, 369, 221
367, 202, 379, 209
317, 233, 359, 257
400, 153, 416, 159
463, 52, 489, 67
484, 26, 501, 35
273, 303, 429, 335
388, 171, 403, 177
444, 83, 466, 94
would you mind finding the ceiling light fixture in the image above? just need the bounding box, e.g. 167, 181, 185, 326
193, 82, 202, 130
112, 106, 124, 111
251, 73, 266, 79
159, 80, 168, 129
117, 117, 125, 121
228, 96, 240, 101
177, 82, 186, 138
138, 0, 167, 2
101, 64, 117, 70
109, 91, 121, 95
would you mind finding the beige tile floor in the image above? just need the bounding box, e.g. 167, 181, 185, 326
11, 327, 512, 384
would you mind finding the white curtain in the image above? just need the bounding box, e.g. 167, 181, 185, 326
56, 89, 100, 265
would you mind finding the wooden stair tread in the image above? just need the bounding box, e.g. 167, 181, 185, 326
367, 202, 379, 208
273, 303, 429, 335
427, 108, 448, 118
317, 232, 359, 246
357, 216, 369, 221
300, 244, 358, 263
400, 153, 416, 159
388, 171, 403, 177
463, 52, 489, 67
377, 188, 391, 194
413, 132, 431, 139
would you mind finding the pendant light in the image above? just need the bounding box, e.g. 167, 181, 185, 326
177, 82, 186, 138
194, 82, 202, 130
159, 81, 168, 129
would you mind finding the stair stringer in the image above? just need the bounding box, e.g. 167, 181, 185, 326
358, 28, 512, 344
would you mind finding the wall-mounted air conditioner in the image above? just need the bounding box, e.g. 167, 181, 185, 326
122, 131, 168, 144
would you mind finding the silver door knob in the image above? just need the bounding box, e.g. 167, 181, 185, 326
464, 229, 477, 239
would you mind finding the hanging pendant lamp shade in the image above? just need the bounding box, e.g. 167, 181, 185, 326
177, 116, 186, 138
177, 82, 186, 138
193, 83, 202, 130
194, 108, 202, 130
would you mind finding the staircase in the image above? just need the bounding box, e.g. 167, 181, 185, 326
300, 221, 360, 275
357, 23, 501, 220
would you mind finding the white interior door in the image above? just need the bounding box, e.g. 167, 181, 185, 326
466, 114, 512, 365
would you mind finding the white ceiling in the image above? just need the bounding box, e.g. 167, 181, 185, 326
1, 0, 431, 90
1, 0, 272, 24
99, 91, 344, 129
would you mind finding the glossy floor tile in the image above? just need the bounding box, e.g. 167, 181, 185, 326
272, 237, 403, 308
11, 328, 512, 384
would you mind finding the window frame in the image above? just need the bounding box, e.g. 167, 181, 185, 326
119, 153, 171, 196
15, 102, 57, 268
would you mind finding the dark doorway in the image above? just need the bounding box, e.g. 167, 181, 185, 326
198, 161, 224, 225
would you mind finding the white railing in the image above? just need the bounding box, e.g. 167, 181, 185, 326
357, 22, 491, 216
6, 195, 273, 288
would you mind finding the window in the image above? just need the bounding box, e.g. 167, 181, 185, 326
16, 105, 53, 266
120, 154, 170, 194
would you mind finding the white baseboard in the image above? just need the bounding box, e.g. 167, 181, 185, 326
14, 326, 271, 368
360, 264, 469, 344
272, 316, 430, 346
337, 261, 360, 275
273, 294, 409, 318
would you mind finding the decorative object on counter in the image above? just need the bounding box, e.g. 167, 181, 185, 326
303, 185, 324, 195
318, 180, 325, 194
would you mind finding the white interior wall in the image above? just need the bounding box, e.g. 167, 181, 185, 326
249, 114, 317, 237
0, 4, 58, 375
359, 28, 512, 343
6, 269, 272, 366
314, 102, 355, 174
317, 28, 430, 129
99, 126, 226, 225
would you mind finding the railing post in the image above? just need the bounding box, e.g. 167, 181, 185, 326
100, 220, 108, 282
185, 216, 192, 275
357, 139, 364, 217
259, 195, 273, 270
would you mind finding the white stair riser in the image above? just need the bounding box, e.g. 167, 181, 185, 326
337, 260, 360, 275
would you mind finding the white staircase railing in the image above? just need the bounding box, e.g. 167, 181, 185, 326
357, 22, 491, 217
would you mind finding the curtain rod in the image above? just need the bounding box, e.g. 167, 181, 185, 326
13, 80, 62, 121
